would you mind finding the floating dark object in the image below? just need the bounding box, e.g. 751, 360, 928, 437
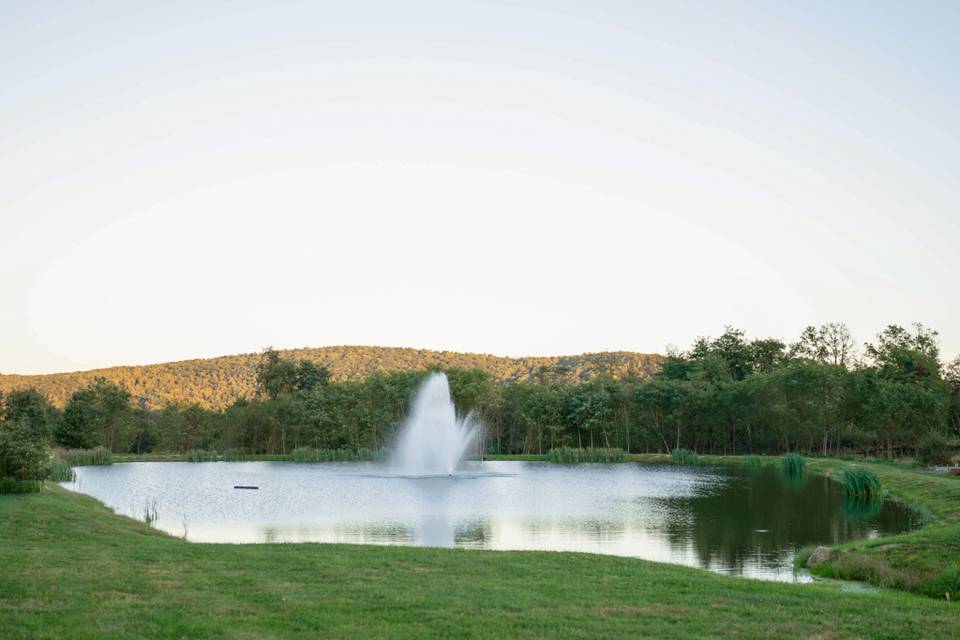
233, 485, 259, 490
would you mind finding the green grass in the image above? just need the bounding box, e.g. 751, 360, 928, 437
2, 487, 959, 639
545, 447, 625, 463
670, 448, 699, 465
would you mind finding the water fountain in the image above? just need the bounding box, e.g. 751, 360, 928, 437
391, 372, 479, 476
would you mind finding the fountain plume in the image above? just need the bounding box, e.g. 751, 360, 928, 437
392, 373, 478, 476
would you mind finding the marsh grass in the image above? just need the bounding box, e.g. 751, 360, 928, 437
841, 466, 882, 500
288, 447, 386, 462
142, 499, 158, 525
185, 449, 218, 462
46, 457, 75, 482
545, 447, 626, 463
779, 453, 806, 478
670, 448, 699, 465
57, 447, 113, 466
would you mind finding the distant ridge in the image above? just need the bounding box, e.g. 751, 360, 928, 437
0, 346, 664, 410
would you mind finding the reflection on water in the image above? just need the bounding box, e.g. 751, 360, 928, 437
64, 461, 919, 582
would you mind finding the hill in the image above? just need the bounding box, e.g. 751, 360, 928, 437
0, 346, 664, 410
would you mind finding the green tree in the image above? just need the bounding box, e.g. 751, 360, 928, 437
255, 348, 299, 400
2, 388, 53, 440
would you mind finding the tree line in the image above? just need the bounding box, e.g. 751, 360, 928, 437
0, 347, 663, 410
2, 324, 958, 479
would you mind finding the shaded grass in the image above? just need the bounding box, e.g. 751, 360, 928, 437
0, 478, 40, 494
2, 487, 959, 639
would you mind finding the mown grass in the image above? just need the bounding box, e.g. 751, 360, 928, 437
2, 487, 959, 639
545, 447, 626, 463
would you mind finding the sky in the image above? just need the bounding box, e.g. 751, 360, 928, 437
2, 1, 958, 375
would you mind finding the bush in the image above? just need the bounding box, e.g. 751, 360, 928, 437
841, 466, 882, 500
779, 453, 806, 477
671, 448, 699, 465
545, 448, 626, 463
916, 432, 952, 466
0, 419, 49, 483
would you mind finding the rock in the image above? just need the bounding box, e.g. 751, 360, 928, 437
806, 546, 832, 567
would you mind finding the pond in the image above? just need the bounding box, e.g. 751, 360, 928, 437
63, 461, 920, 582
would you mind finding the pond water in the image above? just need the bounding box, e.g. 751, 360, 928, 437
63, 461, 920, 582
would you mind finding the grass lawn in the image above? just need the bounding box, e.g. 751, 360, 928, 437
1, 485, 959, 639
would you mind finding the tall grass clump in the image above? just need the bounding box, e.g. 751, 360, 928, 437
671, 448, 699, 465
743, 455, 764, 469
288, 447, 386, 462
222, 449, 251, 462
186, 449, 219, 462
546, 447, 625, 463
779, 453, 806, 477
58, 447, 113, 466
841, 466, 882, 500
47, 457, 75, 482
0, 478, 41, 493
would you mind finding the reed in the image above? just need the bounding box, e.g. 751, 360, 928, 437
840, 466, 882, 500
743, 455, 764, 469
288, 447, 386, 462
671, 448, 699, 465
779, 453, 806, 478
186, 449, 219, 462
57, 447, 113, 466
545, 447, 626, 463
46, 457, 75, 482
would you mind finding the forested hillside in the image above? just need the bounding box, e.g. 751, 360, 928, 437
0, 346, 664, 409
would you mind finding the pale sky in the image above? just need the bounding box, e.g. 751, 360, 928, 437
2, 1, 958, 374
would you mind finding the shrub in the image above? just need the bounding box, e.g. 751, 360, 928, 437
671, 448, 699, 465
916, 432, 952, 466
779, 453, 806, 477
545, 447, 626, 463
841, 466, 882, 500
0, 419, 50, 484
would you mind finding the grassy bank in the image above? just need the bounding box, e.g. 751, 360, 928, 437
796, 458, 960, 600
2, 487, 958, 639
